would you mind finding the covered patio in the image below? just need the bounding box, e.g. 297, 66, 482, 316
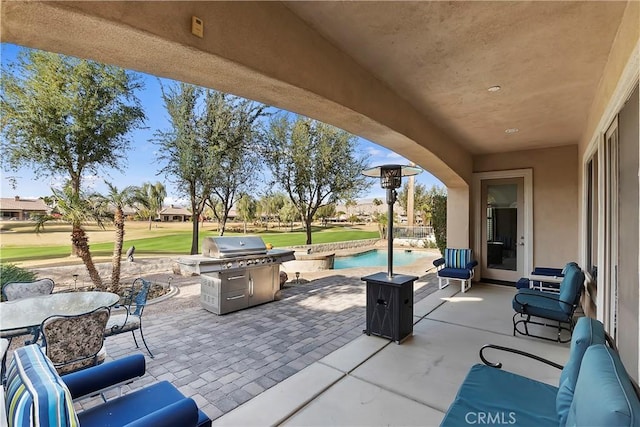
76, 264, 570, 424
1, 0, 639, 423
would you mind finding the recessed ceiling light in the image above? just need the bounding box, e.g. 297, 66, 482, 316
487, 86, 501, 92
505, 128, 519, 134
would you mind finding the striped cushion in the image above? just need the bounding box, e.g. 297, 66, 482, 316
444, 248, 472, 269
5, 344, 78, 427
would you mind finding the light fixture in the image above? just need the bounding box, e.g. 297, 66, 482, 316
505, 128, 519, 134
362, 164, 422, 278
487, 85, 501, 92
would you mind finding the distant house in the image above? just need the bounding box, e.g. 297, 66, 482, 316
159, 205, 192, 222
0, 196, 49, 220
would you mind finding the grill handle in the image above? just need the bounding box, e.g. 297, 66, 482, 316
249, 277, 254, 296
226, 294, 245, 301
227, 275, 246, 281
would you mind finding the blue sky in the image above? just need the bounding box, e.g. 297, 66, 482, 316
1, 43, 442, 204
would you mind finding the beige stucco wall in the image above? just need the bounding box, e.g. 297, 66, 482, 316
473, 146, 579, 267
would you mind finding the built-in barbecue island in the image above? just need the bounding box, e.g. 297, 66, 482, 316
177, 236, 295, 315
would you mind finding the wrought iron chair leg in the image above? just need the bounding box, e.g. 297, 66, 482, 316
138, 325, 154, 359
132, 330, 140, 349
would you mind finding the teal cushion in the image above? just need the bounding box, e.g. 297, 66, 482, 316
566, 345, 640, 426
512, 291, 569, 321
556, 317, 606, 425
444, 248, 472, 269
441, 364, 558, 427
5, 344, 79, 427
558, 265, 584, 314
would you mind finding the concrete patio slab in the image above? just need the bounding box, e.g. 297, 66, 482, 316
282, 375, 444, 426
427, 282, 568, 341
319, 333, 389, 373
350, 317, 567, 413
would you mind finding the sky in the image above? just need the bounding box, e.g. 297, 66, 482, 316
0, 43, 443, 205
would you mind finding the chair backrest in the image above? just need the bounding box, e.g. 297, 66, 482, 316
444, 248, 473, 269
2, 278, 54, 301
556, 317, 606, 424
566, 344, 640, 426
558, 264, 585, 314
41, 306, 110, 375
122, 278, 152, 316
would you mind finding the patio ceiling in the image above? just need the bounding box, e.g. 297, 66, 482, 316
0, 1, 631, 183
283, 1, 627, 154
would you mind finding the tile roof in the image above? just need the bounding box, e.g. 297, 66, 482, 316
0, 197, 49, 212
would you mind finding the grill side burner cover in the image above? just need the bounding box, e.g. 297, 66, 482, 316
202, 236, 267, 258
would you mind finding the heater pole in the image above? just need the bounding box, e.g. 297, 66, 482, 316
387, 187, 395, 278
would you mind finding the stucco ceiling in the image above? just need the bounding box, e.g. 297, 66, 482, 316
283, 1, 628, 154
0, 0, 631, 176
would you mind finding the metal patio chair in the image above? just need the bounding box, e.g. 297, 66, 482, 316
104, 278, 154, 358
41, 306, 111, 375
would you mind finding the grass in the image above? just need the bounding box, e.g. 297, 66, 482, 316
0, 221, 379, 264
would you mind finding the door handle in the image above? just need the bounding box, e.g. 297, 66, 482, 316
518, 242, 525, 246
226, 294, 245, 301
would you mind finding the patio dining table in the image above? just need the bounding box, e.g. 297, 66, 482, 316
0, 291, 119, 336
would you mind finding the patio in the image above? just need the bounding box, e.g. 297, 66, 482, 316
76, 262, 570, 425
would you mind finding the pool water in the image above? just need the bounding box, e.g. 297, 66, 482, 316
333, 249, 429, 270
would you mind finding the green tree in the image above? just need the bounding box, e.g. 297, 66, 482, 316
315, 203, 336, 226
1, 51, 144, 206
429, 188, 447, 255
134, 182, 167, 230
236, 193, 257, 234
101, 182, 136, 293
35, 184, 109, 289
279, 201, 299, 231
156, 84, 267, 252
258, 192, 286, 230
156, 83, 209, 254
263, 115, 370, 244
1, 49, 144, 256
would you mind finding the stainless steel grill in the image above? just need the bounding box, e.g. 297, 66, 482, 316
198, 236, 295, 315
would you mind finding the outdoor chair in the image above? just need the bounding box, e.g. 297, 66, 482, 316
4, 344, 211, 427
512, 262, 585, 343
432, 248, 478, 293
104, 277, 154, 358
40, 306, 111, 375
0, 278, 55, 346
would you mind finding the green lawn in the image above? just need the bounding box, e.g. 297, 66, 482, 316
0, 226, 379, 263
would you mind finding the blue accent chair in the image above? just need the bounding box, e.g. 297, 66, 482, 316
512, 262, 584, 343
3, 344, 211, 427
441, 317, 640, 427
433, 248, 478, 293
515, 262, 579, 293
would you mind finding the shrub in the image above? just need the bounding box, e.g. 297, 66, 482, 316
1, 263, 37, 301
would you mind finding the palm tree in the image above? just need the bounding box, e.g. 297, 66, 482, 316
134, 182, 167, 230
101, 182, 136, 293
35, 184, 108, 290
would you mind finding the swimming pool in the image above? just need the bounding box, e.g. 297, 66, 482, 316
333, 249, 429, 269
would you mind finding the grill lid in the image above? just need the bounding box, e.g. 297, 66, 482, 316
202, 236, 267, 258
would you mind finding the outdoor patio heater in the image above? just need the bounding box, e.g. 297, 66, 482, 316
361, 164, 422, 343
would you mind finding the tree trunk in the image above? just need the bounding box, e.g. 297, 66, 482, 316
219, 219, 226, 236
190, 198, 200, 255
243, 220, 247, 234
110, 208, 124, 294
71, 225, 103, 290
148, 215, 153, 230
304, 216, 313, 245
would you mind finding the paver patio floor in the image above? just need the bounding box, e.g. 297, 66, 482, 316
78, 262, 439, 421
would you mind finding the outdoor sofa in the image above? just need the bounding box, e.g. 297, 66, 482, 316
441, 317, 640, 426
3, 344, 212, 427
